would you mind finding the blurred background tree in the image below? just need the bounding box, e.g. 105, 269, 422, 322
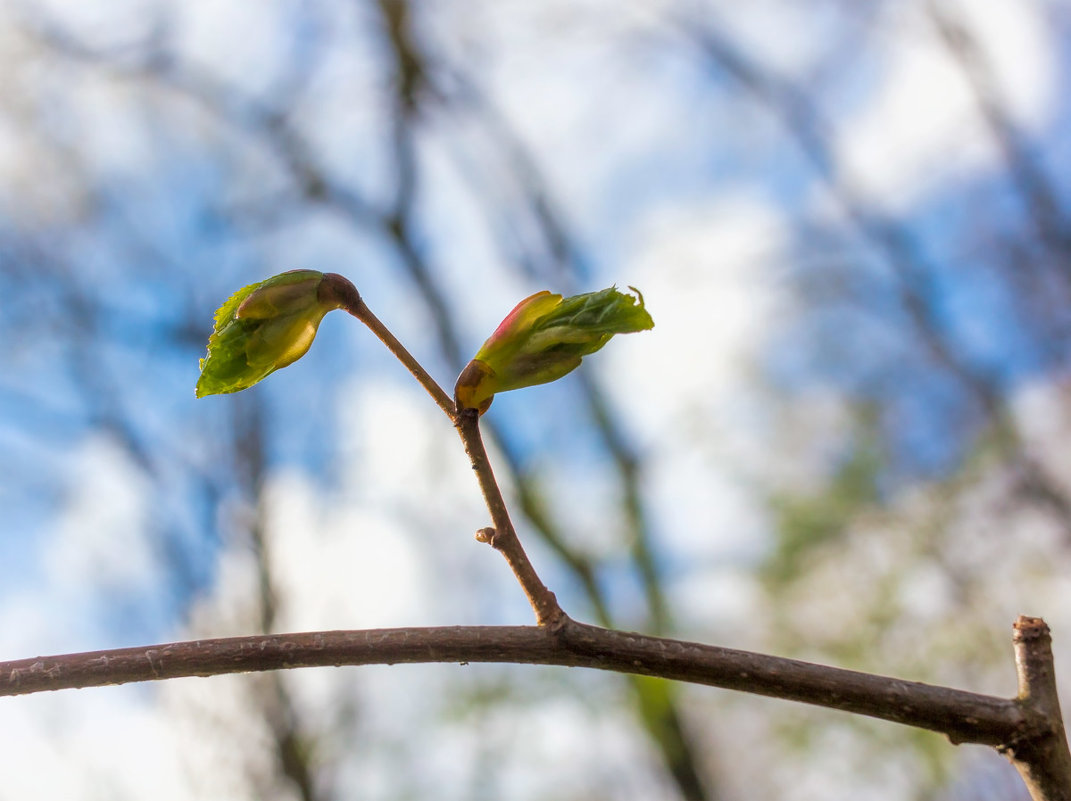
0, 1, 1069, 799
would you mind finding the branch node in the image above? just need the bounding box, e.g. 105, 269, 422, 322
1005, 615, 1071, 801
544, 608, 572, 636
455, 407, 565, 625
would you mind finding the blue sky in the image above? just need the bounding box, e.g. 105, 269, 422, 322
1, 1, 1068, 798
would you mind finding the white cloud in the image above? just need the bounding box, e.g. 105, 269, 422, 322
603, 193, 784, 569
0, 433, 160, 659
0, 688, 193, 801
45, 434, 154, 594
266, 471, 432, 631
835, 0, 1057, 209
613, 192, 786, 429
171, 0, 290, 95
1012, 377, 1071, 491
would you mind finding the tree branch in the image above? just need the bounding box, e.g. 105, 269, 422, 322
0, 620, 1042, 750
1007, 617, 1071, 801
455, 408, 566, 628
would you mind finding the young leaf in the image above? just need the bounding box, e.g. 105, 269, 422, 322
195, 270, 358, 397
455, 286, 654, 413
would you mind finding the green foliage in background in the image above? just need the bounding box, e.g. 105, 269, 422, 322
764, 438, 882, 587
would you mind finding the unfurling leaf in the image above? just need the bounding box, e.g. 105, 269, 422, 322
455, 286, 654, 413
195, 270, 359, 397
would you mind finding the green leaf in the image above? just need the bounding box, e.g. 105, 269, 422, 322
196, 270, 354, 397
455, 286, 653, 413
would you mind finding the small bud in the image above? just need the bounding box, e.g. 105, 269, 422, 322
454, 359, 497, 415
454, 286, 653, 413
195, 270, 357, 397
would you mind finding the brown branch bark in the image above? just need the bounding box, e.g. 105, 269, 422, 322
455, 408, 566, 628
0, 619, 1044, 748
1006, 617, 1071, 801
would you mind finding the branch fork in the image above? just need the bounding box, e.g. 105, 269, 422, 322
341, 289, 1071, 798
6, 281, 1071, 800
338, 287, 565, 628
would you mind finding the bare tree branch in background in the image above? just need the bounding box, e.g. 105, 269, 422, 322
678, 9, 1071, 540
6, 3, 1071, 799
369, 3, 708, 796
233, 395, 325, 801
926, 0, 1071, 266
16, 6, 718, 799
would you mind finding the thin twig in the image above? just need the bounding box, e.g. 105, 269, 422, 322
337, 289, 456, 419
455, 408, 565, 627
336, 281, 563, 627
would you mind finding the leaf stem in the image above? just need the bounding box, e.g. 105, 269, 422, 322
340, 293, 456, 418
